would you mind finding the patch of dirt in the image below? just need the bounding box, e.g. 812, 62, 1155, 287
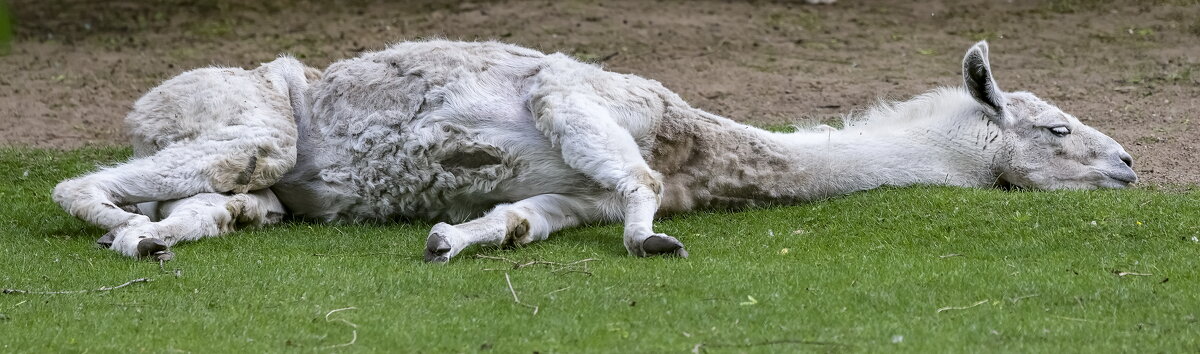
1, 0, 1197, 185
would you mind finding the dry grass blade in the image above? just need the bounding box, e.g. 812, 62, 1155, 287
505, 273, 539, 315
1049, 315, 1104, 323
321, 307, 359, 349
936, 299, 989, 313
545, 286, 572, 297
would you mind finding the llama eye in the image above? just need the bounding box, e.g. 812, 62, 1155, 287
1048, 126, 1071, 137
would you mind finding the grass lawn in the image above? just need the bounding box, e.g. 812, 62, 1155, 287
1, 147, 1198, 352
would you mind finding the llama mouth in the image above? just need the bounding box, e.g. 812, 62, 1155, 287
1093, 174, 1136, 189
1102, 171, 1137, 185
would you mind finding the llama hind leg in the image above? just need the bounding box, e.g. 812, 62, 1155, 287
424, 194, 601, 263
54, 144, 278, 258
531, 91, 687, 258
103, 190, 285, 259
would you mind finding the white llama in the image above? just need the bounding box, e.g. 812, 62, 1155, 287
52, 40, 1137, 262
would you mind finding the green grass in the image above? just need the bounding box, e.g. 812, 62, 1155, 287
2, 148, 1199, 352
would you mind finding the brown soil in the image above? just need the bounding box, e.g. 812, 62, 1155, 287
1, 0, 1197, 185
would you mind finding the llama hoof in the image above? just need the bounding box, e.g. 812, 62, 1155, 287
425, 223, 467, 263
136, 238, 171, 260
630, 234, 689, 258
106, 216, 159, 258
96, 231, 116, 248
424, 232, 453, 263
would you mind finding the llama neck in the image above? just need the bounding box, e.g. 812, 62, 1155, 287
652, 101, 1002, 212
776, 124, 1001, 195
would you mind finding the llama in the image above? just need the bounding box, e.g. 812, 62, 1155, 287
52, 40, 1137, 262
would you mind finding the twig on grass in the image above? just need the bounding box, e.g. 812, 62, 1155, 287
476, 254, 597, 275
936, 299, 989, 313
312, 252, 407, 257
1116, 271, 1152, 277
477, 254, 598, 268
551, 269, 594, 276
2, 278, 152, 295
505, 273, 539, 315
321, 307, 359, 349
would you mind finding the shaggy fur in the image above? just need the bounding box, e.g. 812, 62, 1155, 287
52, 40, 1136, 261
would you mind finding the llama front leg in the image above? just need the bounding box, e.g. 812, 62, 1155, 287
104, 189, 285, 259
530, 88, 688, 258
424, 194, 602, 263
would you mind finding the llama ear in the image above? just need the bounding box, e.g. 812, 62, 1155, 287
962, 41, 1005, 116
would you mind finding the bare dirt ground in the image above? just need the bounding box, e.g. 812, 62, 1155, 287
1, 0, 1197, 185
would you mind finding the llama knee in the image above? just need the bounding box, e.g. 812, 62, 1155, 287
210, 152, 286, 193
225, 191, 283, 229
500, 208, 552, 247
617, 168, 664, 203
52, 177, 114, 216
500, 215, 532, 248
635, 169, 663, 196
207, 139, 296, 194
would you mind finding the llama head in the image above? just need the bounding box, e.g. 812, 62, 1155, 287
962, 41, 1136, 189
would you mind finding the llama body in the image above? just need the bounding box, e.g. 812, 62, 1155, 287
278, 42, 612, 223
52, 40, 1137, 261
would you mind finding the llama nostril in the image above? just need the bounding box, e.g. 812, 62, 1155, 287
1120, 154, 1133, 168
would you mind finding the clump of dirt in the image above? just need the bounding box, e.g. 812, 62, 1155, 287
1, 0, 1197, 185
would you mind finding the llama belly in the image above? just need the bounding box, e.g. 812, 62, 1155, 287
276, 41, 607, 222
279, 117, 596, 223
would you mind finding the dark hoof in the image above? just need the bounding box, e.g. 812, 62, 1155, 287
136, 238, 170, 260
642, 235, 688, 258
424, 233, 452, 263
96, 231, 116, 248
